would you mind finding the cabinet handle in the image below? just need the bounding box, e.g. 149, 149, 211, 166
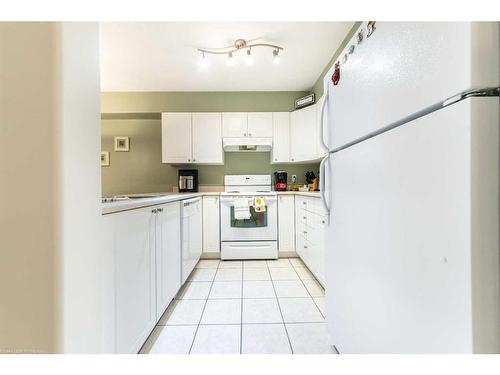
322, 220, 326, 224
303, 231, 307, 234
192, 159, 196, 162
303, 216, 306, 220
244, 133, 247, 136
158, 208, 163, 212
302, 201, 306, 205
188, 159, 191, 162
291, 158, 294, 161
274, 158, 277, 161
249, 133, 252, 137
304, 245, 308, 249
152, 209, 157, 214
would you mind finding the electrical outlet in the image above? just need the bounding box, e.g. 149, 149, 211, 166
291, 174, 297, 183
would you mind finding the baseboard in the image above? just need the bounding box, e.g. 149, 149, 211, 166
201, 251, 299, 259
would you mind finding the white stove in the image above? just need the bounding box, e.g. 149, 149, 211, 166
220, 175, 278, 260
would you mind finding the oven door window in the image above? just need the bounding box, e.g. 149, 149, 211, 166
230, 206, 268, 228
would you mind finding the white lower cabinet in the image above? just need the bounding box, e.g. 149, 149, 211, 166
181, 197, 202, 283
108, 201, 183, 353
295, 196, 326, 285
155, 202, 182, 321
113, 207, 157, 354
202, 196, 220, 254
277, 195, 295, 252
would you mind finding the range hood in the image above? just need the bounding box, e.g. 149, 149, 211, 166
223, 137, 272, 152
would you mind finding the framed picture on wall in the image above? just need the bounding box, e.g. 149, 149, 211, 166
114, 136, 130, 152
101, 151, 110, 167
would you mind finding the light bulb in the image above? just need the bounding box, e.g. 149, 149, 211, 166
273, 49, 280, 64
245, 48, 253, 65
226, 52, 235, 66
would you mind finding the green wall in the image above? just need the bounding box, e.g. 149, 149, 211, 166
101, 119, 177, 196
311, 22, 362, 98
101, 91, 319, 196
102, 91, 307, 114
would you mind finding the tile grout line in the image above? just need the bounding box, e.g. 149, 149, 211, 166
188, 260, 220, 354
268, 259, 294, 354
291, 260, 326, 319
239, 263, 244, 354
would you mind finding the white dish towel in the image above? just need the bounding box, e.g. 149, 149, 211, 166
233, 198, 251, 220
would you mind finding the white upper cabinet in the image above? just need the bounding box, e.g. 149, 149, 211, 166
192, 113, 223, 164
271, 112, 291, 163
222, 112, 248, 137
290, 104, 319, 162
222, 112, 272, 138
162, 113, 192, 164
162, 112, 223, 164
247, 112, 273, 138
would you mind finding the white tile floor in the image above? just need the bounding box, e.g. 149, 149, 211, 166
140, 257, 333, 354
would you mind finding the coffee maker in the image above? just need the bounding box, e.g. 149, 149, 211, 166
274, 170, 288, 191
178, 169, 198, 193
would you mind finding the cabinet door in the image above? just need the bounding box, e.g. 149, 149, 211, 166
222, 112, 248, 137
271, 112, 290, 163
161, 113, 192, 163
192, 113, 223, 164
202, 196, 220, 253
156, 202, 181, 321
114, 207, 156, 353
181, 198, 203, 283
278, 195, 295, 252
247, 112, 273, 137
313, 213, 327, 286
290, 105, 318, 162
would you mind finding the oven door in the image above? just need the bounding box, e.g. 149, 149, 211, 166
220, 195, 277, 241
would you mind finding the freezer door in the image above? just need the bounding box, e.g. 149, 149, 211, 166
326, 100, 476, 353
324, 22, 499, 150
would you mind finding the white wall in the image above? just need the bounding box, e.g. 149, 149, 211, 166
58, 23, 108, 353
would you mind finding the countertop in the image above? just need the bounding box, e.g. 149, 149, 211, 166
276, 191, 321, 198
102, 191, 321, 215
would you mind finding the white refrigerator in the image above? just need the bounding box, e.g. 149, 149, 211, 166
319, 22, 499, 353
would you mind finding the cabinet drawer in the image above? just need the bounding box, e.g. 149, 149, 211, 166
295, 232, 309, 260
295, 196, 310, 211
298, 209, 308, 226
296, 196, 326, 215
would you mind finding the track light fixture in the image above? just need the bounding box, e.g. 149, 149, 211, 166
198, 38, 283, 66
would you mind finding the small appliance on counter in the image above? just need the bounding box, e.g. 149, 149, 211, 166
178, 169, 198, 193
273, 170, 288, 191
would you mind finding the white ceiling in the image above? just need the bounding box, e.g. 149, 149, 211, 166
100, 22, 353, 92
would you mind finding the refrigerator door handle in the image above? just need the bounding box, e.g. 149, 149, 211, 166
319, 88, 330, 152
320, 154, 331, 216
